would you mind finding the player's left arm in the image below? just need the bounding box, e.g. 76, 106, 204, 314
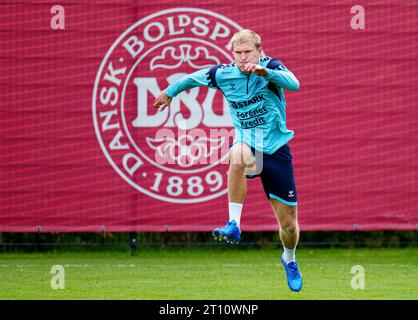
244, 62, 300, 91
265, 67, 299, 91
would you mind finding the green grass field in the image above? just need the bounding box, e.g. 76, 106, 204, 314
0, 247, 417, 300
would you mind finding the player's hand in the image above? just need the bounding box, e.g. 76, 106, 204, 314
243, 63, 268, 76
153, 89, 172, 112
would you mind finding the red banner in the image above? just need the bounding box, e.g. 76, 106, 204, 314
1, 1, 417, 232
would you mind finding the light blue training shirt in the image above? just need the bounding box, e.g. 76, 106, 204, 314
165, 56, 300, 154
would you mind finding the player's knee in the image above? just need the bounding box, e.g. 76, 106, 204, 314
281, 219, 298, 234
229, 143, 254, 169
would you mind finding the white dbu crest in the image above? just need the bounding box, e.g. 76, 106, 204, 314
93, 8, 243, 203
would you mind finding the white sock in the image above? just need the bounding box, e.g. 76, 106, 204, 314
282, 246, 296, 263
228, 202, 243, 229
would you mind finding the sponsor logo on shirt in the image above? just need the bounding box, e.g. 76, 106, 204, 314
229, 94, 266, 109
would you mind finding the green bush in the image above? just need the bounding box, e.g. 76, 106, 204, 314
0, 230, 417, 252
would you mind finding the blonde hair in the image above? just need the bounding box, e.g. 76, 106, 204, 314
230, 29, 262, 49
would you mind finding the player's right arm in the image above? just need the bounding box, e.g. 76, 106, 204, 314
153, 68, 211, 112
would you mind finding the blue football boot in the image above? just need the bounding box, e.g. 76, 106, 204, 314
281, 257, 303, 292
212, 220, 241, 244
